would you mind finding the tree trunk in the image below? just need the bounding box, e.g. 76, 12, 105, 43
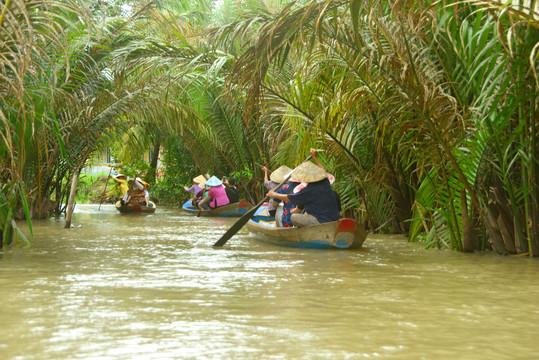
461, 190, 474, 252
382, 149, 412, 233
147, 140, 161, 183
483, 206, 507, 255
64, 168, 81, 229
489, 186, 516, 254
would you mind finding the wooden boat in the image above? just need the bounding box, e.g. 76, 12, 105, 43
182, 199, 253, 217
246, 204, 366, 249
115, 200, 157, 214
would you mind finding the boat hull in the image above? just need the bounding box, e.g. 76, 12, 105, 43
182, 199, 252, 217
247, 207, 366, 249
115, 201, 156, 214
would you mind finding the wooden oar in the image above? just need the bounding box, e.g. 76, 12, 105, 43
196, 202, 203, 217
254, 162, 267, 170
213, 155, 312, 247
98, 167, 113, 211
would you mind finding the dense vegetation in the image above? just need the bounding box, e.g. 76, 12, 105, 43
1, 0, 538, 255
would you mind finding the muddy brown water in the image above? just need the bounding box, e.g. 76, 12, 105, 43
1, 204, 538, 359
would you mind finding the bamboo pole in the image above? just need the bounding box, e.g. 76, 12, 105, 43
64, 168, 81, 229
98, 167, 113, 211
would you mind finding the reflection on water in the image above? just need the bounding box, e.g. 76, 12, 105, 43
1, 204, 539, 359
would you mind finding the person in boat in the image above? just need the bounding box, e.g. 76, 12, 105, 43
262, 165, 292, 217
223, 176, 240, 203
289, 166, 342, 215
106, 173, 129, 199
195, 176, 230, 210
121, 177, 153, 207
272, 177, 300, 227
184, 175, 206, 203
267, 149, 339, 227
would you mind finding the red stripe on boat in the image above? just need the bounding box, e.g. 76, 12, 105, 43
337, 219, 355, 232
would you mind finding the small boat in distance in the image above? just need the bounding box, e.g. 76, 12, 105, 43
182, 199, 253, 217
115, 200, 157, 214
247, 204, 366, 249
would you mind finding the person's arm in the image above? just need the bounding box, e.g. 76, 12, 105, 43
198, 193, 211, 207
262, 166, 270, 182
144, 190, 149, 206
267, 190, 289, 202
106, 184, 119, 196
122, 191, 130, 205
193, 187, 203, 201
291, 207, 302, 214
133, 180, 144, 191
310, 148, 325, 172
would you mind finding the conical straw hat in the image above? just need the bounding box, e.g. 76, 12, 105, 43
269, 165, 293, 183
290, 161, 326, 183
193, 175, 206, 186
205, 175, 222, 187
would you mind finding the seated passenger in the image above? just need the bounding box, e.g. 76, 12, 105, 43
262, 165, 292, 217
267, 149, 339, 227
196, 176, 230, 210
224, 177, 240, 203
122, 177, 152, 207
273, 178, 300, 227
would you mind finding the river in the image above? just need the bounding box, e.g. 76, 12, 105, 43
1, 204, 538, 359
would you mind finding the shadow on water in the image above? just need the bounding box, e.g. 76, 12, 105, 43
1, 204, 539, 360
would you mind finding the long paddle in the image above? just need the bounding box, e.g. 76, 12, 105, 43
98, 167, 113, 211
213, 155, 312, 247
196, 201, 203, 217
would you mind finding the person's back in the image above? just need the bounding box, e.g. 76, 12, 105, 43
207, 185, 229, 208
123, 178, 148, 206
288, 178, 339, 224
224, 177, 240, 203
199, 176, 230, 209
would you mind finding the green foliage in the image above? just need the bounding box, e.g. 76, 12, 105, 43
229, 167, 253, 183
151, 136, 199, 206
3, 0, 539, 257
74, 174, 111, 204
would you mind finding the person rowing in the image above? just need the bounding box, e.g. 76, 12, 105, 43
266, 149, 339, 227
184, 175, 206, 203
106, 173, 129, 199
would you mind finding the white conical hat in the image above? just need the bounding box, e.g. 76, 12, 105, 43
205, 176, 223, 187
